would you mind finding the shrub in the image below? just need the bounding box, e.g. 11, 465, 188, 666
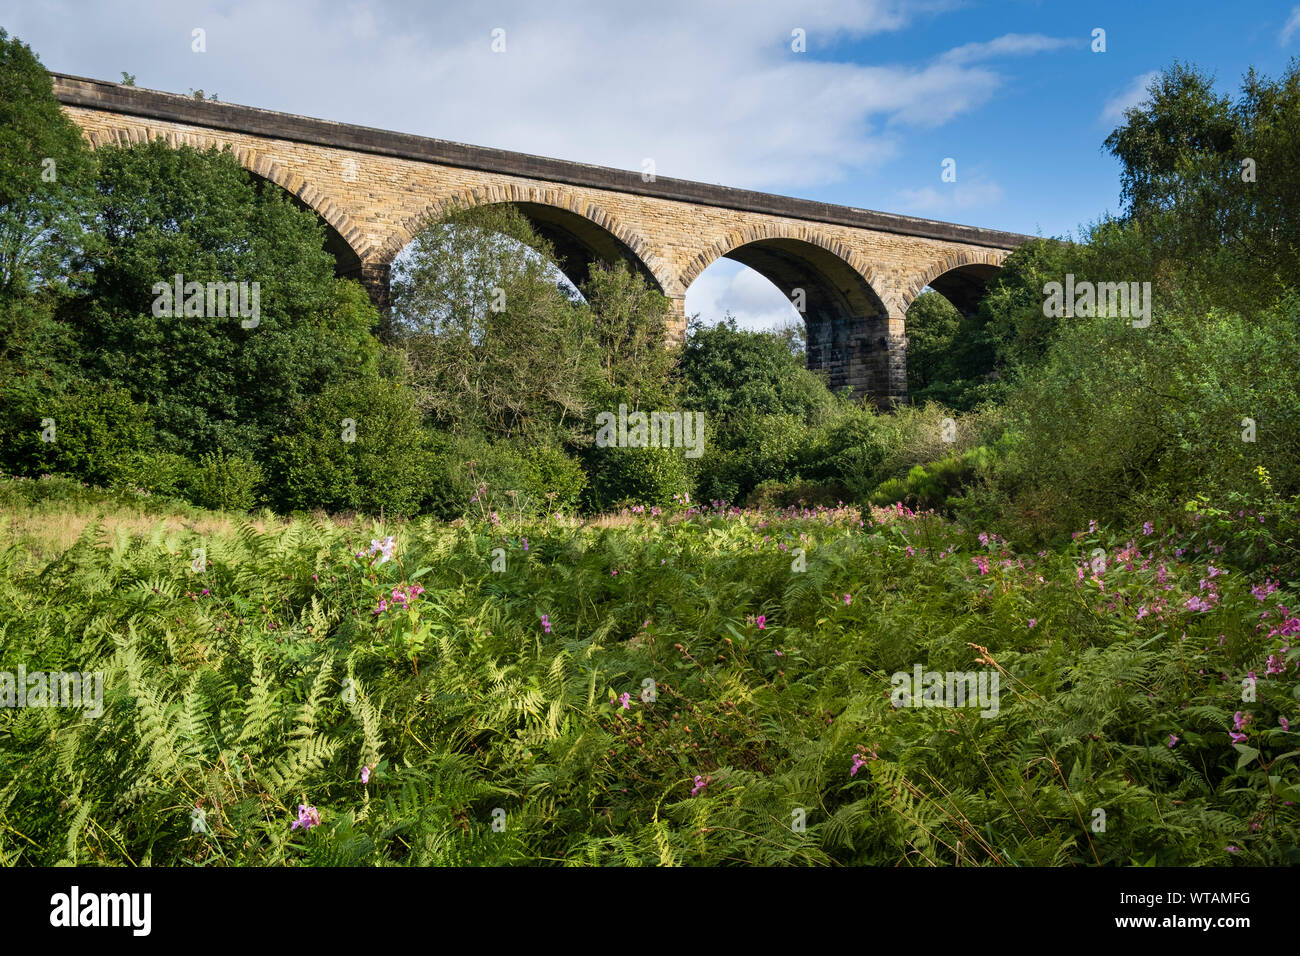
746, 478, 847, 510
521, 444, 587, 514
694, 412, 811, 505
132, 450, 193, 498
0, 378, 153, 486
264, 377, 431, 516
184, 448, 261, 511
869, 446, 993, 512
584, 444, 691, 511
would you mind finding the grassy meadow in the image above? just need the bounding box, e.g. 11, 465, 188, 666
2, 476, 1297, 866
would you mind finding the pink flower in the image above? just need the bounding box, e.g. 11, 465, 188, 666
541, 613, 551, 634
1280, 717, 1290, 732
843, 593, 852, 606
1028, 619, 1037, 629
691, 774, 709, 796
360, 764, 375, 784
1168, 734, 1178, 747
610, 692, 631, 710
756, 615, 766, 629
1252, 579, 1278, 601
850, 753, 869, 777
291, 805, 321, 830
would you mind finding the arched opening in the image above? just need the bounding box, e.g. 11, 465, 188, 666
919, 263, 1002, 318
509, 202, 664, 295
902, 259, 1006, 405
683, 236, 891, 399
246, 172, 364, 281
926, 263, 1002, 318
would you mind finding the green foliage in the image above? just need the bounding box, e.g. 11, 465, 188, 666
391, 204, 593, 443
264, 376, 433, 517
584, 444, 690, 511
903, 291, 962, 395
0, 377, 153, 486
694, 412, 811, 505
974, 298, 1300, 543
1104, 60, 1300, 307
72, 139, 380, 460
2, 494, 1296, 866
870, 446, 992, 512
0, 30, 97, 297
184, 449, 262, 512
521, 444, 587, 515
582, 260, 680, 411
681, 316, 835, 421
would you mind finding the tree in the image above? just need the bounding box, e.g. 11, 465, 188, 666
1104, 60, 1300, 305
903, 291, 962, 394
581, 260, 680, 412
264, 374, 432, 516
0, 29, 97, 298
391, 204, 595, 443
680, 316, 834, 422
70, 139, 381, 459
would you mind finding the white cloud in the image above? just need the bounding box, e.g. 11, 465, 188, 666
939, 32, 1075, 65
1101, 70, 1161, 125
685, 259, 801, 331
891, 178, 1005, 215
0, 0, 1054, 192
1283, 7, 1300, 45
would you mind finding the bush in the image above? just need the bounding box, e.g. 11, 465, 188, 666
869, 446, 992, 512
521, 444, 587, 514
693, 412, 811, 505
0, 378, 153, 486
264, 377, 431, 516
184, 449, 261, 511
132, 450, 193, 498
746, 478, 847, 510
977, 299, 1300, 543
584, 444, 691, 511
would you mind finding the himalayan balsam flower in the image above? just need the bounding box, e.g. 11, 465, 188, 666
541, 614, 551, 634
691, 775, 708, 797
1168, 734, 1178, 747
291, 805, 321, 830
756, 615, 766, 630
360, 764, 375, 785
610, 692, 631, 710
843, 593, 852, 606
367, 536, 396, 564
1280, 717, 1290, 732
850, 753, 869, 777
1028, 618, 1037, 629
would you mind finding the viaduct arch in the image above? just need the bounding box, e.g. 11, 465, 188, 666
51, 72, 1035, 403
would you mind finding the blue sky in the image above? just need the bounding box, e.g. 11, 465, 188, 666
3, 0, 1297, 328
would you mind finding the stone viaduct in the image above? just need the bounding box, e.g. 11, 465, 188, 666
51, 72, 1036, 403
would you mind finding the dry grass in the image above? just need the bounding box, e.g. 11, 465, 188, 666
0, 504, 284, 563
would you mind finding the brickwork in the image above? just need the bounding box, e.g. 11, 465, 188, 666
53, 73, 1032, 402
